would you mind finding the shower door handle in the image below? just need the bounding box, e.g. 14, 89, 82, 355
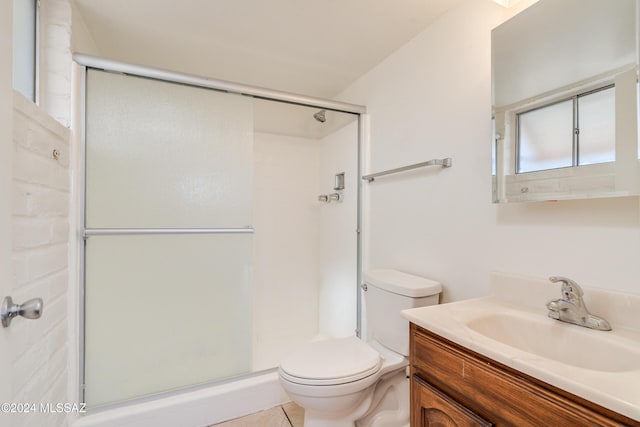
1, 296, 44, 327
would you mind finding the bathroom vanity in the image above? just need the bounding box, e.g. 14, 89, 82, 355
409, 324, 635, 426
402, 272, 640, 426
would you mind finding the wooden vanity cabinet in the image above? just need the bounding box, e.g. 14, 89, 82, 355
412, 374, 491, 427
409, 323, 639, 427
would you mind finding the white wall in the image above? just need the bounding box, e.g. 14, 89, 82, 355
339, 0, 640, 302
70, 1, 100, 57
251, 132, 321, 369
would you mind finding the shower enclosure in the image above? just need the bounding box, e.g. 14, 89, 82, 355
77, 56, 365, 409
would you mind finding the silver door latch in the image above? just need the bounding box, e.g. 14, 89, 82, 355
1, 296, 43, 328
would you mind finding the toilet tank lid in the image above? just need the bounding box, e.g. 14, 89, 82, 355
363, 269, 442, 297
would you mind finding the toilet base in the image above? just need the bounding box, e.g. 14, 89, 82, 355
356, 371, 409, 427
297, 369, 409, 427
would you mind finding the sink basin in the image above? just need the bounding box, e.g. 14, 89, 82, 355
402, 272, 640, 421
466, 312, 640, 372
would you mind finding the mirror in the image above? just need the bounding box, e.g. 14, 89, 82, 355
492, 0, 639, 203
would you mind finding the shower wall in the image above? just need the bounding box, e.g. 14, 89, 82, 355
251, 122, 359, 368
318, 121, 359, 338
252, 132, 321, 370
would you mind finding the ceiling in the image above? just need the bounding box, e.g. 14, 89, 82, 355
73, 0, 466, 139
73, 0, 463, 100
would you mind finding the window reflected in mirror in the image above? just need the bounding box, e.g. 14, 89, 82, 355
491, 0, 638, 203
516, 85, 615, 174
517, 99, 573, 173
577, 86, 616, 166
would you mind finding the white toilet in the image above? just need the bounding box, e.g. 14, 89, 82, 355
278, 269, 441, 427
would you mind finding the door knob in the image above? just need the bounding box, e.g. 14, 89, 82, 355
1, 296, 43, 328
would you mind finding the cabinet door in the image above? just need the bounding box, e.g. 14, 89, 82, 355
412, 376, 492, 427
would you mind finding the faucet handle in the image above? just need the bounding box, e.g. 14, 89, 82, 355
549, 276, 584, 300
546, 300, 560, 319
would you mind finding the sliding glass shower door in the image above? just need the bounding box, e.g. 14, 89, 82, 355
83, 69, 254, 407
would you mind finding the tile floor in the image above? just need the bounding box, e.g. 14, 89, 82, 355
212, 402, 304, 427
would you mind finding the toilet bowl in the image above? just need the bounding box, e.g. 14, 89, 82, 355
279, 337, 406, 426
278, 270, 441, 426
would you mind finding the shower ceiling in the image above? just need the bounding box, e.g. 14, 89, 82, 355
72, 0, 463, 99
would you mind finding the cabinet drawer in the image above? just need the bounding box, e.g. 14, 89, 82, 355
412, 375, 492, 427
410, 324, 633, 427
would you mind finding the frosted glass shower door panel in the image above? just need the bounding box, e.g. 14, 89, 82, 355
84, 234, 252, 407
85, 69, 253, 228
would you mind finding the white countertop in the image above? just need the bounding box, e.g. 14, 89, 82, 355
401, 272, 640, 422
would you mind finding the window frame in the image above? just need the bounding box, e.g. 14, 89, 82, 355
12, 0, 40, 103
515, 83, 615, 174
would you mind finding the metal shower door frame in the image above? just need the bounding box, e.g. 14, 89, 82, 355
74, 54, 367, 407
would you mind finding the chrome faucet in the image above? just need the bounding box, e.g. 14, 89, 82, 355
546, 276, 611, 331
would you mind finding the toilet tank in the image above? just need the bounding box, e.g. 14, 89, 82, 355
363, 269, 441, 356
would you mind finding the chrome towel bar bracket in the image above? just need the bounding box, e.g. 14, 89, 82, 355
362, 158, 452, 182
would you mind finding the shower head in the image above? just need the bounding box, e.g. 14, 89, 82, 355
313, 109, 326, 123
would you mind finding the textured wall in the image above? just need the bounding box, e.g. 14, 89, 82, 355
39, 0, 73, 127
10, 92, 70, 427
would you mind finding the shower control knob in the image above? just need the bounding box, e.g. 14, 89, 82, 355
1, 296, 44, 328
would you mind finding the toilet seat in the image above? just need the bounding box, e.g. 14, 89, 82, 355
279, 336, 382, 386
